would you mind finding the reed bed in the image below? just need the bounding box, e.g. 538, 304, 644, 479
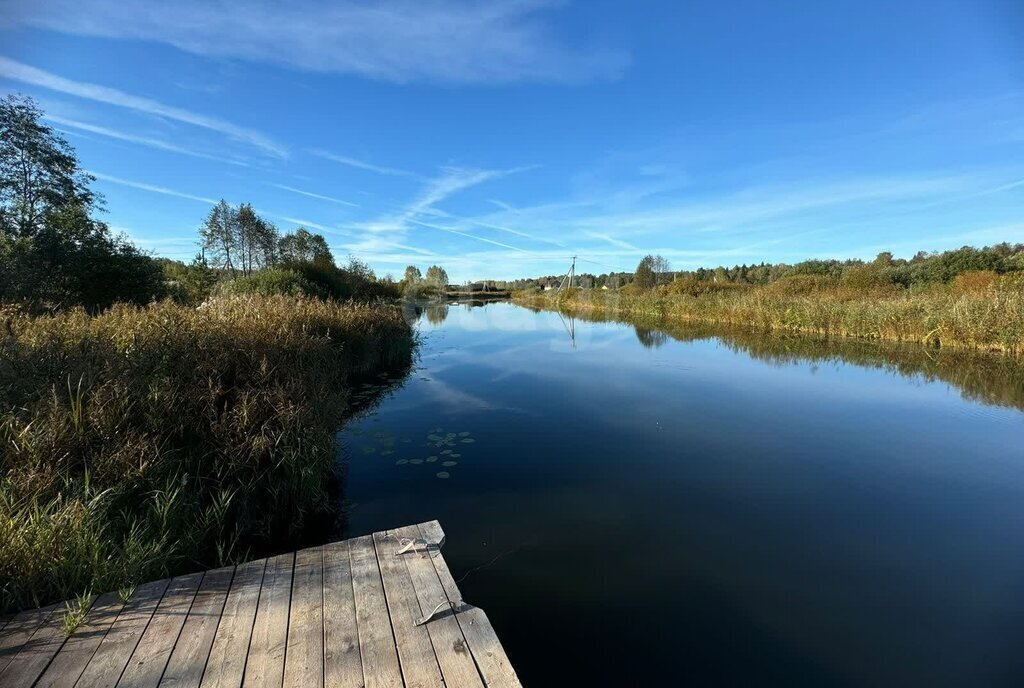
0, 295, 414, 613
515, 276, 1024, 354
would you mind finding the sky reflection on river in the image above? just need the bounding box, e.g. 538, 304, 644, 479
340, 301, 1024, 687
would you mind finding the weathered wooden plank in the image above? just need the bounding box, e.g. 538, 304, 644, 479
118, 571, 203, 687
373, 530, 444, 688
200, 558, 266, 688
349, 535, 402, 688
159, 566, 234, 687
35, 592, 125, 688
0, 602, 60, 675
393, 525, 483, 688
321, 540, 362, 688
417, 522, 522, 688
242, 552, 294, 687
0, 601, 74, 686
76, 579, 171, 688
283, 546, 324, 688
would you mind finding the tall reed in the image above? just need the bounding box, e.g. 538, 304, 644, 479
515, 276, 1024, 354
0, 295, 414, 612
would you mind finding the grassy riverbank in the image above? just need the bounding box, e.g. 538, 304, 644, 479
514, 274, 1024, 354
0, 295, 414, 613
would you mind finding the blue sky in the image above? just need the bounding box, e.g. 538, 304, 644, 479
1, 0, 1022, 282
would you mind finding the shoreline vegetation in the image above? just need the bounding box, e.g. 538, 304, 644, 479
1, 296, 414, 613
513, 256, 1024, 355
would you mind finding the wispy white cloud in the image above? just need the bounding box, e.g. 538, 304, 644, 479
45, 115, 250, 167
89, 171, 220, 205
7, 0, 629, 85
270, 183, 359, 207
91, 172, 348, 237
581, 231, 640, 251
351, 165, 527, 237
259, 212, 350, 237
0, 57, 286, 157
309, 150, 421, 179
408, 219, 533, 253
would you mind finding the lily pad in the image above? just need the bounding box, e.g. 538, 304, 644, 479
381, 449, 394, 456
441, 460, 457, 467
441, 449, 452, 455
361, 446, 376, 454
435, 471, 450, 479
409, 458, 424, 465
426, 456, 438, 462
461, 438, 475, 444
396, 459, 409, 465
458, 431, 470, 437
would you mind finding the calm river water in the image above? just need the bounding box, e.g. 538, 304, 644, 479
339, 301, 1024, 687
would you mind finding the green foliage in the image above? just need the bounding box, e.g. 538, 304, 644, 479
424, 265, 449, 288
518, 244, 1024, 295
0, 295, 414, 613
284, 257, 401, 300
278, 228, 333, 266
1, 208, 165, 312
158, 255, 217, 305
634, 255, 657, 289
0, 95, 97, 237
0, 96, 165, 312
216, 268, 325, 298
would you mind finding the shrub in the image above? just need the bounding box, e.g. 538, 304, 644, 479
663, 277, 747, 297
763, 274, 838, 296
216, 268, 326, 298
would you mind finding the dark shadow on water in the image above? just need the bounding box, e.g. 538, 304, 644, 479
301, 363, 414, 549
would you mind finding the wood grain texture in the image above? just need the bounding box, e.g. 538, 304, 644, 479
35, 591, 125, 688
118, 572, 203, 688
373, 529, 444, 688
3, 521, 521, 688
322, 540, 362, 688
350, 534, 402, 688
394, 524, 483, 688
243, 552, 294, 687
0, 602, 60, 675
0, 602, 72, 686
283, 546, 324, 688
159, 566, 234, 688
76, 579, 171, 688
417, 522, 523, 688
200, 558, 266, 688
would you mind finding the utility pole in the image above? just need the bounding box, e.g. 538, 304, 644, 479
558, 256, 577, 292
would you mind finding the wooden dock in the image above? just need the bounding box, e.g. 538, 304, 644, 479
0, 521, 521, 687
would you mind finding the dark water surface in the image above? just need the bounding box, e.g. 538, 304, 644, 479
339, 301, 1024, 687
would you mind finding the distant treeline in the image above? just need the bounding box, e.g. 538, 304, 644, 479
508, 244, 1024, 292
513, 243, 1024, 354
